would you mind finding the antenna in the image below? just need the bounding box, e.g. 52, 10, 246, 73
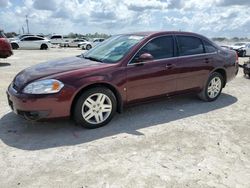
26, 15, 30, 34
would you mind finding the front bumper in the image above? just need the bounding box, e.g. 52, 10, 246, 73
234, 49, 245, 57
6, 84, 73, 120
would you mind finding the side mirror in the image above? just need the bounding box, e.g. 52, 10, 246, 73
136, 53, 154, 63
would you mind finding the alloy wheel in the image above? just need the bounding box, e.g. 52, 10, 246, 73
81, 93, 112, 124
207, 77, 222, 99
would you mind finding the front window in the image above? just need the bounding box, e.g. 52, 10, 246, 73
83, 35, 145, 63
133, 36, 174, 62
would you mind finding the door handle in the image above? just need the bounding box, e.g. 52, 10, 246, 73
205, 58, 210, 63
165, 64, 175, 69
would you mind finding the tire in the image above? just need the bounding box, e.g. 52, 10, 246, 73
198, 72, 224, 102
86, 44, 92, 50
40, 44, 48, 50
73, 87, 117, 129
11, 43, 19, 50
242, 51, 246, 57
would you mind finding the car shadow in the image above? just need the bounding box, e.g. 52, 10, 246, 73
0, 93, 237, 151
0, 62, 11, 67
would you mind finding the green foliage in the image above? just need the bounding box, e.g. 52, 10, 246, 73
4, 32, 18, 38
66, 32, 111, 39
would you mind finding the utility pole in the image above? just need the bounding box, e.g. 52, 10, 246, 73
22, 26, 25, 34
25, 15, 30, 34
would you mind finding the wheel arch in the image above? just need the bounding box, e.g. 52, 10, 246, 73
11, 42, 19, 49
70, 82, 123, 118
212, 68, 227, 87
40, 43, 48, 49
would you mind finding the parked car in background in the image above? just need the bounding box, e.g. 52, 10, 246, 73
244, 43, 250, 56
7, 31, 239, 129
50, 34, 67, 45
81, 38, 105, 50
11, 36, 51, 50
231, 42, 248, 57
9, 34, 45, 42
60, 39, 88, 47
221, 45, 233, 50
0, 30, 13, 58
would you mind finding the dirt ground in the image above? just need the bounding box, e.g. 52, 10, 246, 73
0, 48, 250, 188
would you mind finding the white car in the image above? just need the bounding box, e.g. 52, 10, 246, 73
81, 38, 105, 50
11, 36, 51, 50
244, 43, 250, 56
231, 42, 250, 57
50, 34, 67, 45
60, 39, 88, 47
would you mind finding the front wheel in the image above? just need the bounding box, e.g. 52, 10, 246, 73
198, 72, 224, 102
86, 44, 92, 50
73, 87, 117, 129
11, 43, 19, 50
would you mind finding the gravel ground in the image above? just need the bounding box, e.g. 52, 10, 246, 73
0, 48, 250, 188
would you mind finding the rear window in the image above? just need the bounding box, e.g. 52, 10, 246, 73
177, 36, 204, 56
203, 40, 217, 53
51, 35, 62, 39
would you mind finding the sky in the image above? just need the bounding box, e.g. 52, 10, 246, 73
0, 0, 249, 37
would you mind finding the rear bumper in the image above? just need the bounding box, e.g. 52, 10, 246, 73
6, 84, 73, 120
226, 63, 239, 83
0, 50, 13, 58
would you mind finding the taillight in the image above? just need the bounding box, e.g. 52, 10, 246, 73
236, 52, 239, 64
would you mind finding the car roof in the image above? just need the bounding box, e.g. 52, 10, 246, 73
21, 36, 45, 40
125, 31, 202, 36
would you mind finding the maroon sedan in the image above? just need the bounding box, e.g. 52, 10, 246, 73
0, 30, 13, 58
7, 31, 238, 128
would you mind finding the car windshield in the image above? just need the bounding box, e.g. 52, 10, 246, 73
82, 35, 145, 63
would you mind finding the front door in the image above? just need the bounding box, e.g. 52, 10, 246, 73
126, 36, 178, 103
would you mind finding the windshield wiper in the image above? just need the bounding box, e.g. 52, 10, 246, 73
84, 56, 103, 63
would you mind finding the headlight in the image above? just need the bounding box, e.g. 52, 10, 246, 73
23, 79, 64, 94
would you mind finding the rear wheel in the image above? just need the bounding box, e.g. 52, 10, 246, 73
73, 87, 117, 129
198, 72, 224, 102
86, 44, 92, 50
11, 43, 19, 50
40, 44, 48, 50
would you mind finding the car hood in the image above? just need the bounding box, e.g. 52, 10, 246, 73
231, 45, 245, 50
13, 56, 111, 91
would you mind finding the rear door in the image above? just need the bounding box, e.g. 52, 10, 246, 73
174, 35, 216, 92
32, 37, 44, 49
126, 35, 178, 102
